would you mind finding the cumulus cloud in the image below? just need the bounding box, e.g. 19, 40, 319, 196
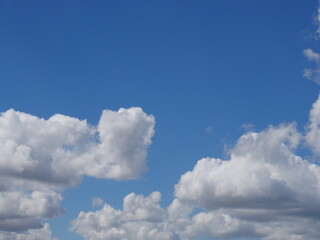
174, 98, 320, 239
0, 223, 57, 240
72, 96, 320, 240
0, 107, 155, 236
72, 108, 155, 180
0, 107, 154, 185
71, 192, 180, 240
306, 95, 320, 155
175, 124, 312, 210
0, 190, 62, 231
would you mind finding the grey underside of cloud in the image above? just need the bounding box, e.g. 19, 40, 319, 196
0, 107, 155, 236
0, 223, 58, 240
72, 96, 320, 240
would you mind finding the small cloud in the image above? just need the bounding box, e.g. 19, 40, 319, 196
205, 126, 214, 133
304, 48, 320, 62
92, 197, 105, 207
241, 123, 254, 131
302, 2, 320, 84
303, 49, 320, 84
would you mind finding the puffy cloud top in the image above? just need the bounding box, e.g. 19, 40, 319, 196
71, 192, 179, 240
175, 124, 320, 211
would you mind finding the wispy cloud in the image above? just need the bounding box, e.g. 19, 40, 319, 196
92, 197, 105, 208
303, 2, 320, 83
303, 48, 320, 83
205, 126, 214, 133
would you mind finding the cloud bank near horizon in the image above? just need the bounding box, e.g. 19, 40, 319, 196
72, 96, 320, 240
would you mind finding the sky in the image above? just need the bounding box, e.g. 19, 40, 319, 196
0, 0, 320, 239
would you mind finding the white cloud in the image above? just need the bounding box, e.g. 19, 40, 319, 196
184, 211, 260, 239
306, 95, 320, 155
173, 99, 320, 239
303, 49, 320, 83
0, 223, 57, 240
315, 2, 320, 37
71, 192, 180, 240
0, 190, 62, 232
72, 107, 155, 180
303, 1, 320, 84
0, 107, 154, 186
304, 48, 320, 62
0, 107, 155, 236
70, 96, 320, 240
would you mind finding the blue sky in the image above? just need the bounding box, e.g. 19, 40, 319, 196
0, 1, 320, 240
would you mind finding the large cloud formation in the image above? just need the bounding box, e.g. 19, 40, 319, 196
0, 107, 155, 238
72, 96, 320, 240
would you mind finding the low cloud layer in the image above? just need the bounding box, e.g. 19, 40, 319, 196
0, 107, 155, 236
72, 96, 320, 240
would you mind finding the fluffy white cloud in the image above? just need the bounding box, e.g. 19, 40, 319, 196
304, 48, 320, 62
0, 107, 155, 236
71, 96, 320, 240
0, 190, 62, 231
306, 95, 320, 155
0, 223, 57, 240
173, 99, 320, 239
71, 192, 180, 240
71, 108, 155, 180
174, 123, 319, 210
0, 107, 154, 186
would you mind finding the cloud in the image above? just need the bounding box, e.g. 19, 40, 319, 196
0, 107, 155, 236
0, 223, 57, 240
0, 190, 62, 231
72, 96, 320, 240
92, 198, 104, 208
302, 2, 320, 83
306, 95, 320, 155
72, 108, 155, 180
303, 49, 320, 83
175, 124, 309, 210
71, 192, 180, 240
173, 97, 320, 239
304, 48, 320, 62
241, 123, 254, 131
0, 107, 154, 185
